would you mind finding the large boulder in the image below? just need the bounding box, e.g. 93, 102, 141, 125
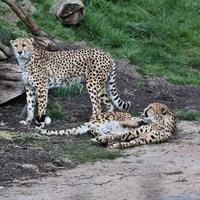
0, 63, 24, 104
0, 50, 8, 61
0, 42, 12, 61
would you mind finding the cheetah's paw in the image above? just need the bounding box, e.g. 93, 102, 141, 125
20, 120, 30, 126
109, 143, 122, 149
96, 135, 109, 144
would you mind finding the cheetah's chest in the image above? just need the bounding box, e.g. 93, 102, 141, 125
21, 71, 34, 86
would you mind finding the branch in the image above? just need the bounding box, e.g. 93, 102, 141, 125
2, 0, 59, 50
2, 0, 42, 36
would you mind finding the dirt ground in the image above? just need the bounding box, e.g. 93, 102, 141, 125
0, 121, 200, 200
0, 59, 200, 199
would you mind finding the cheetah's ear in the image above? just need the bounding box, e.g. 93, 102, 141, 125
10, 40, 14, 45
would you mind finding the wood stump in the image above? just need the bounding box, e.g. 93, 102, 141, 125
51, 0, 85, 25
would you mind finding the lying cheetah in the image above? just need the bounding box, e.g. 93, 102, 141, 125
97, 102, 176, 148
41, 103, 176, 149
10, 38, 131, 128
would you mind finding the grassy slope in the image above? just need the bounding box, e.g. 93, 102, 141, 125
0, 0, 200, 84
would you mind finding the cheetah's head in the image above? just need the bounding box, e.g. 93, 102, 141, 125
10, 38, 34, 60
141, 102, 174, 124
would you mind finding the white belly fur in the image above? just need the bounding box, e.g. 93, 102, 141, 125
97, 121, 131, 135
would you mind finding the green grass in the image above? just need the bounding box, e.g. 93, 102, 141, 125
53, 134, 122, 163
47, 102, 66, 121
15, 133, 122, 163
0, 18, 27, 45
176, 110, 200, 121
50, 83, 85, 97
1, 0, 200, 84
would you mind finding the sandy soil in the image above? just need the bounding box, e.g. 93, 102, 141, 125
0, 121, 200, 200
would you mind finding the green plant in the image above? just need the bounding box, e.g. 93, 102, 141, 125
51, 83, 85, 97
47, 102, 66, 120
176, 110, 200, 121
14, 133, 122, 163
52, 134, 122, 163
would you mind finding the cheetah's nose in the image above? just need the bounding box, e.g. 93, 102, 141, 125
18, 51, 22, 55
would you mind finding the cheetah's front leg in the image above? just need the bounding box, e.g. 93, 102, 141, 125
20, 86, 36, 126
35, 86, 48, 129
96, 132, 130, 144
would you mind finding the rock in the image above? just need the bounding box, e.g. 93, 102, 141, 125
21, 164, 39, 172
0, 42, 12, 57
51, 0, 85, 25
43, 163, 57, 172
0, 131, 17, 140
53, 157, 75, 169
0, 63, 24, 104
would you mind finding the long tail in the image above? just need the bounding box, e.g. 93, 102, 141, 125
108, 62, 131, 111
40, 123, 90, 136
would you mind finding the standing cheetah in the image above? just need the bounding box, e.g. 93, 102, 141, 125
10, 38, 131, 128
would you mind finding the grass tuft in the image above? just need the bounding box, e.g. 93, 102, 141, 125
53, 135, 122, 163
47, 102, 66, 121
51, 83, 85, 97
176, 110, 200, 121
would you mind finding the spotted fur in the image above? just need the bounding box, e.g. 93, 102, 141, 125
97, 103, 176, 149
10, 38, 131, 128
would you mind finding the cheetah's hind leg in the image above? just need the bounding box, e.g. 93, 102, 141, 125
100, 87, 114, 112
109, 131, 171, 149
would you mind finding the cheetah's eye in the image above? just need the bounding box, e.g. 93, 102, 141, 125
14, 45, 18, 47
147, 108, 154, 115
22, 44, 26, 47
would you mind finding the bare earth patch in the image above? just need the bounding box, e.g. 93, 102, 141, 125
0, 120, 200, 200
